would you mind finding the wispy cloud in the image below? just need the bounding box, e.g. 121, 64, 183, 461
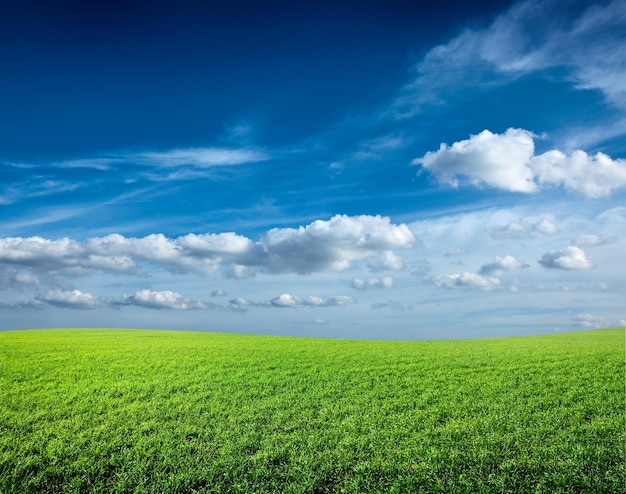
131, 147, 268, 168
393, 0, 626, 117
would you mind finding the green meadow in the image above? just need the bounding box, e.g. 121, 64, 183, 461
1, 328, 624, 493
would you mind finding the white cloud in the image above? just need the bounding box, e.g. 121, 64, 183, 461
261, 215, 414, 274
490, 217, 558, 239
211, 289, 227, 297
573, 234, 617, 247
270, 293, 354, 308
414, 128, 626, 198
0, 215, 414, 284
444, 248, 466, 257
432, 272, 501, 291
132, 148, 268, 168
531, 150, 626, 198
478, 255, 525, 277
123, 289, 206, 310
395, 0, 626, 116
573, 313, 608, 329
38, 290, 104, 309
538, 246, 593, 270
371, 300, 413, 311
351, 276, 393, 290
367, 250, 405, 271
229, 297, 254, 311
534, 218, 559, 235
413, 129, 537, 193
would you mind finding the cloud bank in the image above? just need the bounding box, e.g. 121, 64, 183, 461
0, 215, 414, 288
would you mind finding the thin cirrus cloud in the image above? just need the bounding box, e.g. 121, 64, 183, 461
0, 215, 415, 287
413, 128, 626, 197
50, 147, 269, 170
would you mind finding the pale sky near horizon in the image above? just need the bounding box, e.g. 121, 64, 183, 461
1, 0, 625, 339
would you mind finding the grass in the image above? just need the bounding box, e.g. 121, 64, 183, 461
1, 327, 624, 493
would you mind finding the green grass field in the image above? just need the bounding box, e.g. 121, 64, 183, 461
1, 328, 624, 493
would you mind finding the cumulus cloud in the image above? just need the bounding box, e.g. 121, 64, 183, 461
0, 236, 135, 275
260, 215, 414, 274
38, 289, 105, 309
413, 129, 626, 197
490, 217, 558, 239
211, 289, 227, 297
228, 297, 254, 312
573, 313, 608, 329
572, 234, 618, 247
432, 272, 501, 291
414, 128, 538, 192
531, 150, 626, 198
534, 218, 559, 235
351, 276, 393, 290
478, 255, 526, 277
228, 293, 354, 310
0, 215, 414, 285
538, 246, 593, 270
123, 289, 206, 310
270, 294, 354, 308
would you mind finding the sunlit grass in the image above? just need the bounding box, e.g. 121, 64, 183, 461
1, 327, 624, 493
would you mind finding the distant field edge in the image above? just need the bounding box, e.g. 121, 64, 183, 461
0, 325, 623, 343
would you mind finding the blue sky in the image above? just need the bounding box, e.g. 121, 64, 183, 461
1, 0, 625, 338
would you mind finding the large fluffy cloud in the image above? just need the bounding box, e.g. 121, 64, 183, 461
532, 150, 626, 198
261, 215, 414, 274
0, 215, 414, 287
413, 128, 626, 197
414, 129, 537, 192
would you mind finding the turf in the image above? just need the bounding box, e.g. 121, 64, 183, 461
1, 327, 624, 493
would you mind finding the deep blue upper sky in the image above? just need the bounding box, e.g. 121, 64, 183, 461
1, 0, 625, 338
